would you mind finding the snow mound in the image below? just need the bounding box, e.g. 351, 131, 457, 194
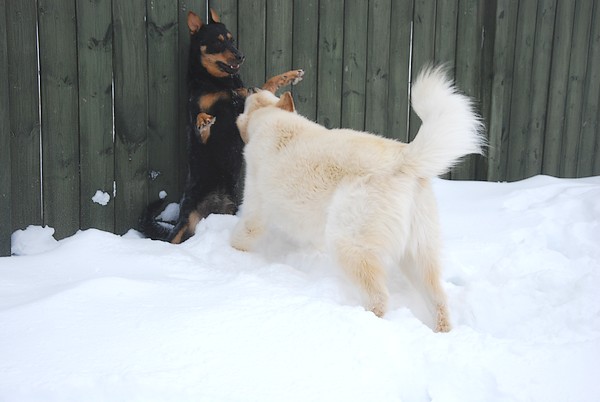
1, 176, 599, 401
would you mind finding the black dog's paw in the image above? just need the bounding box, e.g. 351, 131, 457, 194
196, 113, 216, 143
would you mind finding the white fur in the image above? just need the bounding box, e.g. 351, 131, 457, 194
232, 66, 484, 332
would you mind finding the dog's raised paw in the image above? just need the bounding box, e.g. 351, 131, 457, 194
196, 113, 216, 144
291, 69, 304, 85
196, 112, 216, 131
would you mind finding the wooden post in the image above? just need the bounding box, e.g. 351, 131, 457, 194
365, 0, 392, 136
578, 2, 600, 177
292, 0, 319, 120
453, 0, 484, 180
147, 0, 179, 206
0, 2, 12, 255
561, 0, 594, 177
387, 0, 413, 142
409, 0, 436, 141
112, 0, 149, 234
238, 0, 267, 88
341, 0, 368, 131
542, 1, 576, 177
77, 0, 115, 232
266, 0, 293, 88
38, 0, 80, 238
316, 0, 344, 129
6, 0, 42, 233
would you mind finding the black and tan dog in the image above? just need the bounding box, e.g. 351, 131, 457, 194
140, 9, 303, 243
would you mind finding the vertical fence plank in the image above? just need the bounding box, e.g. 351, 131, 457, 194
542, 1, 575, 177
341, 0, 368, 131
217, 0, 238, 39
38, 0, 80, 239
487, 0, 518, 181
0, 4, 11, 255
579, 1, 600, 177
77, 0, 115, 232
112, 1, 149, 234
266, 0, 293, 85
504, 0, 537, 181
522, 0, 556, 178
595, 95, 600, 175
453, 0, 484, 180
387, 0, 413, 142
292, 0, 319, 120
238, 0, 266, 87
434, 0, 459, 180
477, 0, 497, 181
365, 0, 392, 136
147, 0, 179, 204
410, 0, 436, 141
434, 0, 458, 67
317, 0, 344, 129
561, 0, 593, 178
6, 0, 42, 232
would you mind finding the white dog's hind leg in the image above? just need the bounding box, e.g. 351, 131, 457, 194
401, 181, 452, 332
403, 241, 451, 332
418, 253, 451, 333
335, 243, 389, 317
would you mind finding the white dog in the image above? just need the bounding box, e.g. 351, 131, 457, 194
232, 66, 484, 332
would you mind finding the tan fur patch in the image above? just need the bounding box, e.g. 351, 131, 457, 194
171, 225, 187, 244
200, 46, 231, 78
199, 91, 230, 112
313, 161, 346, 182
275, 129, 296, 150
188, 211, 201, 231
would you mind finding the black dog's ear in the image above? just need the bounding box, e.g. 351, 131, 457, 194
209, 8, 221, 23
187, 11, 203, 34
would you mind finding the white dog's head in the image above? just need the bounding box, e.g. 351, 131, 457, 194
236, 90, 296, 143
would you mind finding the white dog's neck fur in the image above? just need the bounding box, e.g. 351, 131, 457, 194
232, 67, 484, 332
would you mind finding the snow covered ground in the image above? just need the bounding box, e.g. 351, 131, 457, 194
1, 175, 599, 401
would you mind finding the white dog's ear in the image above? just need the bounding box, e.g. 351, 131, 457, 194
276, 92, 295, 112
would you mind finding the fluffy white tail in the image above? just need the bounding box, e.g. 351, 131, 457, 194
402, 66, 485, 178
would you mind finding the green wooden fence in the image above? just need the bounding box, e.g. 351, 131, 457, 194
1, 0, 599, 256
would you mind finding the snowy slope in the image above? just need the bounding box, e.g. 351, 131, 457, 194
1, 176, 599, 402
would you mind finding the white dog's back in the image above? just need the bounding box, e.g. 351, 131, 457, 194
232, 67, 484, 332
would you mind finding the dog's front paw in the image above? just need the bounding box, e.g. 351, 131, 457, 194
288, 69, 304, 85
196, 113, 216, 143
196, 112, 216, 131
262, 69, 305, 93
